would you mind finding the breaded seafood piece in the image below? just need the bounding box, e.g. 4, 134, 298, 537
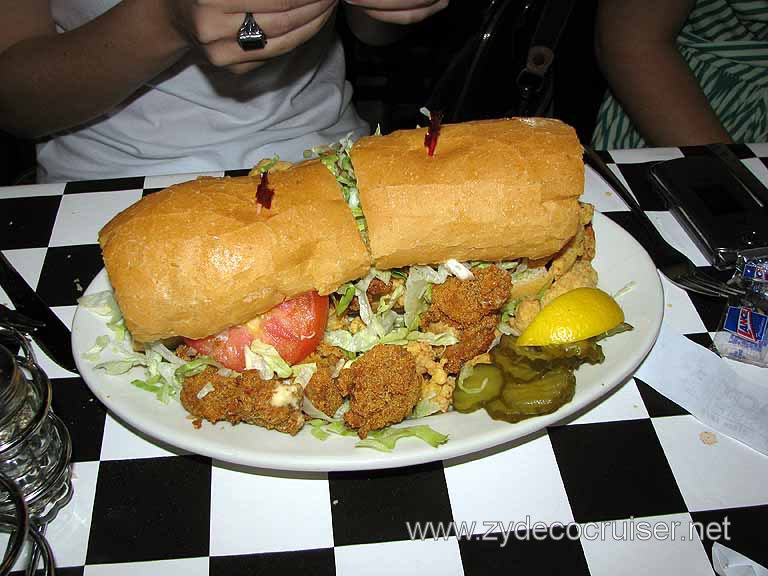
305, 368, 344, 419
405, 341, 454, 414
423, 266, 511, 327
180, 368, 304, 435
541, 260, 598, 306
303, 344, 347, 417
442, 315, 498, 373
341, 344, 422, 438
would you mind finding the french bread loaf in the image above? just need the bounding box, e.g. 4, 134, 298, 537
99, 160, 371, 342
350, 117, 584, 269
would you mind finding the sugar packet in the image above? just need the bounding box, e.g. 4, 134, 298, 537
712, 248, 768, 368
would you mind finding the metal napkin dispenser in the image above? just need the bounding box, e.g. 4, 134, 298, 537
648, 144, 768, 270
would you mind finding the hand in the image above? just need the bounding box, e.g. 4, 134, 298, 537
342, 0, 448, 25
166, 0, 339, 73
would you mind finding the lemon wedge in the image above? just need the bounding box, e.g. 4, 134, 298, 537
517, 287, 624, 347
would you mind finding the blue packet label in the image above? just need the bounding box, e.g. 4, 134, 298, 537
743, 262, 768, 282
723, 306, 768, 344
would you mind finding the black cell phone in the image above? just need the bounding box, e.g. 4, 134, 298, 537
648, 144, 768, 270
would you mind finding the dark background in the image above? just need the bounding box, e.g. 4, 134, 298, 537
0, 0, 605, 186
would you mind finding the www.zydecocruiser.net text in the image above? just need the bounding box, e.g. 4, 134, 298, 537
406, 516, 730, 546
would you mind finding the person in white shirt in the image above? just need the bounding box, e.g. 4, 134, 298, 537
0, 0, 448, 182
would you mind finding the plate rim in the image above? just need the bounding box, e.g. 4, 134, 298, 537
72, 211, 664, 472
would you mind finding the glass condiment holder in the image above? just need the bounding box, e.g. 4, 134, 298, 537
0, 328, 73, 575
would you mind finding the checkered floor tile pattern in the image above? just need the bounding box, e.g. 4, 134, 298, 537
2, 149, 767, 575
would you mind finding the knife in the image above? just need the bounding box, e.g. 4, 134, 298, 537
0, 251, 78, 372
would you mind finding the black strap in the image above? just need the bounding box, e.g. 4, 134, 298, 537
516, 0, 577, 115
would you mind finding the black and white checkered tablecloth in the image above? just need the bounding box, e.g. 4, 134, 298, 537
1, 145, 767, 576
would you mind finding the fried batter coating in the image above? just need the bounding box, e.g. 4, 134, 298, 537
423, 266, 511, 327
304, 344, 348, 418
367, 277, 393, 298
342, 344, 422, 438
541, 260, 598, 306
348, 277, 395, 313
508, 298, 542, 335
443, 315, 498, 373
305, 369, 344, 418
506, 261, 599, 334
580, 202, 594, 226
583, 225, 596, 261
406, 341, 454, 414
180, 368, 304, 435
508, 267, 552, 301
419, 266, 510, 374
549, 226, 585, 280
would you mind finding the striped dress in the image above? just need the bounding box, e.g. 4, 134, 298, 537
592, 0, 768, 149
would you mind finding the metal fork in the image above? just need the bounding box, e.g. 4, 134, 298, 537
583, 147, 744, 298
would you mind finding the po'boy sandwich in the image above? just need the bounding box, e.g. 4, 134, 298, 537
88, 117, 610, 444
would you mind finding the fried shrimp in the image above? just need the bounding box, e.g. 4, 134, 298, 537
180, 368, 304, 435
424, 266, 512, 327
419, 266, 510, 374
340, 344, 422, 438
304, 344, 348, 418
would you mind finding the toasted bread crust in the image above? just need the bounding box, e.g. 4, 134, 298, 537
99, 160, 371, 342
350, 117, 584, 268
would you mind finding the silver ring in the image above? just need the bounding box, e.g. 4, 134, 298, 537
237, 12, 267, 51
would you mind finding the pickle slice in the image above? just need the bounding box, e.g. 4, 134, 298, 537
489, 351, 543, 382
500, 368, 575, 415
452, 364, 504, 413
484, 369, 576, 423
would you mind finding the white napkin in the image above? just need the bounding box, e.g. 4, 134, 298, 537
636, 325, 768, 456
713, 543, 768, 576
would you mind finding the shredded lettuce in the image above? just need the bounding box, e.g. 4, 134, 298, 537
510, 265, 547, 284
303, 396, 334, 422
175, 356, 220, 379
83, 335, 109, 362
356, 425, 449, 452
326, 263, 458, 354
77, 291, 119, 317
292, 363, 317, 388
305, 134, 368, 242
380, 329, 458, 347
306, 414, 448, 451
352, 268, 394, 326
325, 309, 401, 353
375, 283, 404, 315
444, 259, 475, 280
354, 269, 377, 325
80, 292, 233, 403
77, 290, 127, 341
303, 396, 349, 423
244, 340, 292, 380
403, 265, 449, 329
311, 427, 331, 441
335, 283, 355, 316
409, 392, 442, 420
498, 299, 520, 336
255, 155, 280, 174
96, 357, 145, 375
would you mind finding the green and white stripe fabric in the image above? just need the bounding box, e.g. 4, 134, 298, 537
592, 0, 768, 149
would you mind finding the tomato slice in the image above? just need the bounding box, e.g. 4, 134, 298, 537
183, 325, 254, 372
182, 291, 328, 371
258, 291, 329, 365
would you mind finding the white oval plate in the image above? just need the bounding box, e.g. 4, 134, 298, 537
72, 212, 663, 471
